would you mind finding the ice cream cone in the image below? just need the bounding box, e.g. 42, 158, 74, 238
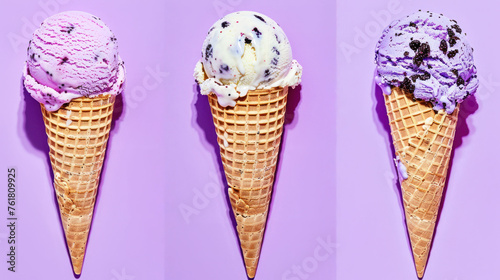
208, 87, 288, 278
385, 87, 459, 278
40, 94, 115, 275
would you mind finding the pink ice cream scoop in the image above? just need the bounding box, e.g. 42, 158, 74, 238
23, 11, 125, 111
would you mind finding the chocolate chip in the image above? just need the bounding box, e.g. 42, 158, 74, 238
409, 40, 421, 51
272, 46, 280, 55
264, 69, 270, 77
219, 64, 229, 73
447, 49, 458, 58
59, 57, 68, 65
404, 51, 409, 57
395, 33, 403, 36
254, 15, 266, 23
409, 22, 417, 28
221, 21, 230, 28
271, 58, 279, 65
439, 40, 448, 54
61, 25, 75, 34
253, 27, 262, 38
245, 38, 252, 44
411, 74, 419, 82
205, 44, 213, 59
457, 76, 464, 86
275, 34, 281, 43
451, 69, 458, 76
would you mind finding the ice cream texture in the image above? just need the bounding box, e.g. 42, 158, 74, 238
24, 11, 125, 111
194, 11, 302, 107
375, 10, 478, 114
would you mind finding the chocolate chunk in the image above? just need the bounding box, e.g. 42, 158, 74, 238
449, 37, 457, 47
404, 51, 409, 57
413, 42, 430, 67
420, 71, 431, 80
254, 15, 266, 23
253, 27, 262, 38
264, 69, 270, 77
245, 37, 252, 44
447, 28, 455, 38
400, 77, 415, 93
221, 21, 230, 28
205, 44, 213, 59
451, 69, 458, 76
451, 24, 462, 34
447, 49, 458, 58
409, 22, 417, 28
409, 40, 421, 51
447, 27, 460, 47
411, 74, 419, 82
439, 40, 448, 54
457, 76, 464, 86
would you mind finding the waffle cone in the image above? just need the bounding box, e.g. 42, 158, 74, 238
208, 87, 288, 278
385, 87, 459, 278
41, 95, 115, 275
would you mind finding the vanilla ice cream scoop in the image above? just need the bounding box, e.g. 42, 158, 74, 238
194, 11, 302, 107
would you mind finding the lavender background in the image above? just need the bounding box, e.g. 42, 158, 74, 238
337, 0, 500, 279
2, 0, 498, 279
0, 0, 168, 279
0, 0, 336, 280
165, 0, 336, 279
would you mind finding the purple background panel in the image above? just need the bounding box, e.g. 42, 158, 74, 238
337, 0, 500, 279
0, 0, 167, 279
164, 0, 336, 279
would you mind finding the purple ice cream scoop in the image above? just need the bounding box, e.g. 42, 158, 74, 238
375, 10, 478, 114
24, 11, 125, 111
